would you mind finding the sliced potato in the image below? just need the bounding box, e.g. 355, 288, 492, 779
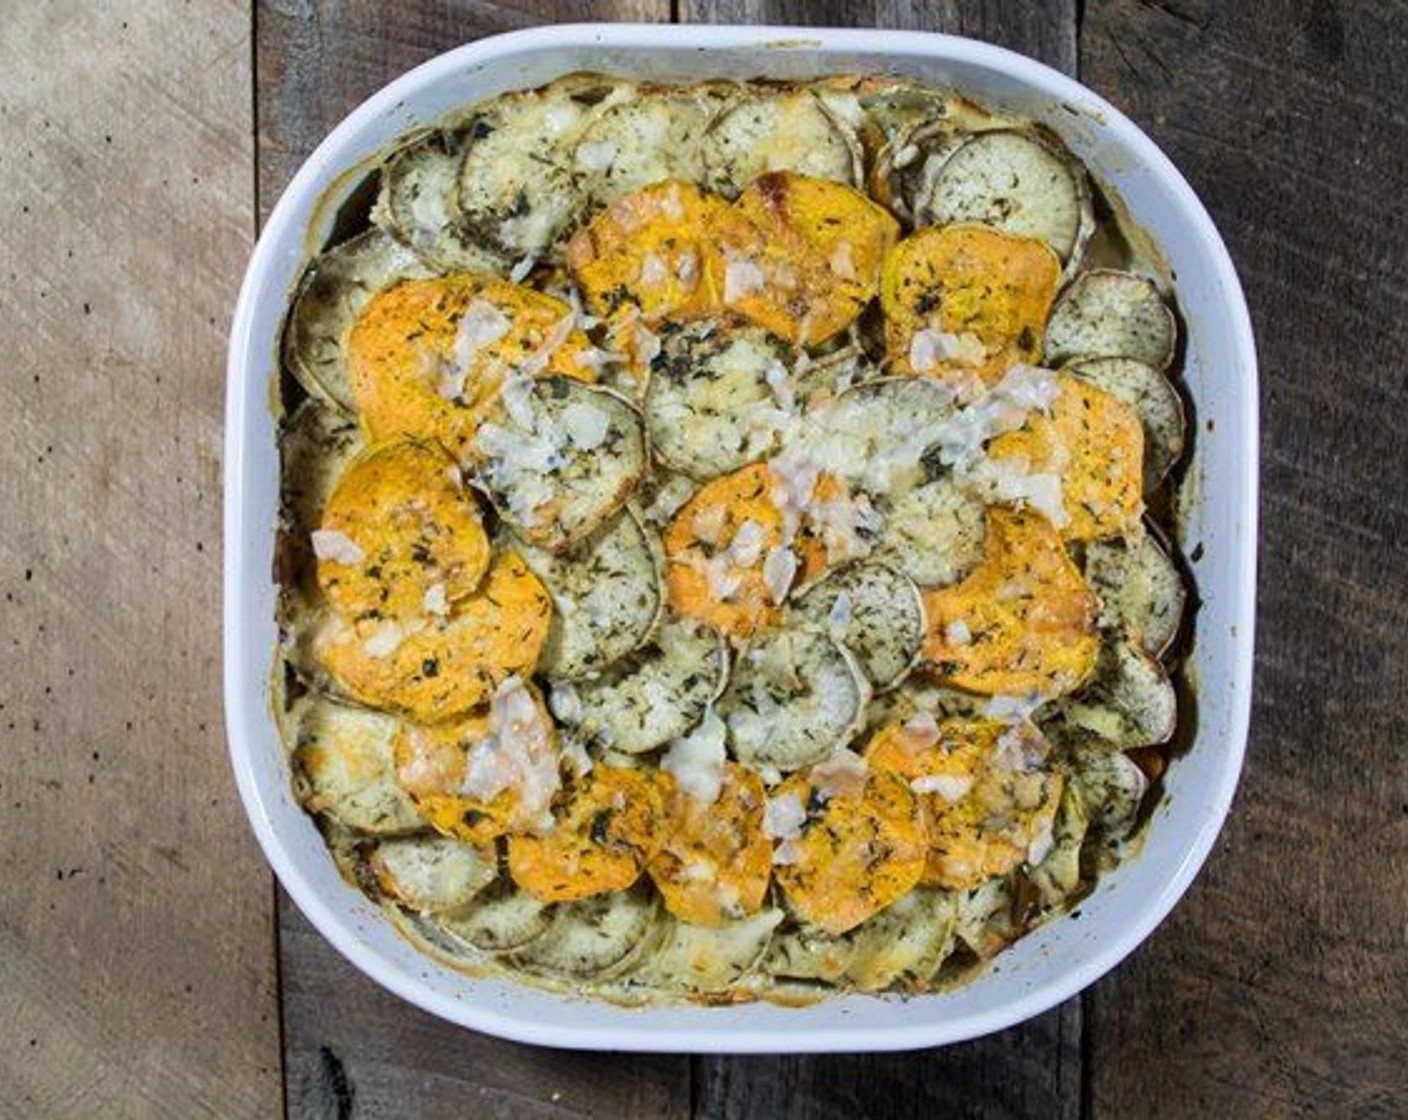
790, 342, 881, 409
566, 179, 729, 322
712, 171, 900, 346
1044, 269, 1177, 370
558, 617, 729, 754
881, 223, 1061, 383
314, 440, 491, 623
1084, 528, 1187, 657
1068, 356, 1186, 492
436, 877, 554, 953
511, 883, 659, 979
284, 228, 432, 412
280, 401, 364, 538
645, 321, 794, 480
289, 694, 423, 835
872, 476, 988, 588
573, 93, 712, 204
514, 507, 663, 680
866, 716, 1064, 890
762, 921, 858, 983
701, 89, 862, 198
637, 908, 782, 994
922, 508, 1099, 698
455, 88, 593, 262
843, 886, 959, 992
788, 561, 926, 691
1070, 747, 1150, 844
663, 463, 841, 639
377, 130, 509, 272
369, 834, 498, 914
472, 377, 647, 552
648, 761, 772, 927
507, 765, 664, 903
771, 763, 927, 934
986, 372, 1145, 543
865, 677, 989, 729
870, 117, 967, 224
1026, 781, 1089, 908
916, 128, 1095, 267
718, 629, 871, 772
346, 274, 596, 461
313, 548, 552, 720
954, 877, 1020, 961
1055, 633, 1177, 749
393, 679, 557, 844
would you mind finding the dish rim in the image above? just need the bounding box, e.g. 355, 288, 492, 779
224, 22, 1258, 1052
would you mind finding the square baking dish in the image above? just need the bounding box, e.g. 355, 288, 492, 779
225, 23, 1257, 1052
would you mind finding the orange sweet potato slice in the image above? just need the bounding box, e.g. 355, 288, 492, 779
565, 179, 730, 323
647, 761, 772, 927
345, 273, 596, 460
986, 373, 1144, 542
771, 763, 927, 934
507, 765, 665, 903
314, 548, 552, 721
663, 462, 841, 639
314, 440, 490, 623
867, 716, 1064, 889
712, 171, 899, 346
881, 223, 1061, 383
922, 507, 1098, 697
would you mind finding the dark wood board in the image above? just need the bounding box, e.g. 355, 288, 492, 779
1078, 1, 1408, 1117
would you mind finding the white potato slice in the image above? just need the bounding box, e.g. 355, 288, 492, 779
1026, 782, 1089, 909
953, 878, 1020, 961
515, 507, 664, 680
573, 93, 713, 204
472, 377, 647, 553
843, 887, 959, 991
1071, 748, 1150, 846
1084, 527, 1187, 657
788, 561, 926, 691
791, 343, 881, 409
512, 884, 659, 979
646, 322, 795, 480
369, 835, 497, 915
557, 617, 729, 754
437, 877, 555, 953
718, 628, 871, 772
701, 89, 862, 198
1045, 269, 1177, 370
916, 128, 1095, 267
872, 117, 967, 224
279, 399, 363, 537
289, 694, 422, 835
376, 130, 510, 272
636, 909, 783, 995
283, 228, 432, 412
1057, 634, 1178, 749
872, 476, 987, 588
761, 921, 858, 983
1068, 356, 1186, 492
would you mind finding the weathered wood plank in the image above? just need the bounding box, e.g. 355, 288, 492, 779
673, 1, 1082, 1113
256, 6, 690, 1117
0, 2, 280, 1117
1079, 2, 1408, 1116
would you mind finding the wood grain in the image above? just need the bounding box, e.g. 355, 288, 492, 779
256, 5, 691, 1118
1079, 2, 1408, 1116
0, 2, 280, 1117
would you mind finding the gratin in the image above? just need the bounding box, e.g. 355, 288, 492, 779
274, 71, 1189, 1005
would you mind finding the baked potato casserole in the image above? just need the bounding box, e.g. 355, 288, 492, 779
273, 72, 1189, 1005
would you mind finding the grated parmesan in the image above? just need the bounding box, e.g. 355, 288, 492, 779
310, 528, 364, 566
660, 707, 728, 805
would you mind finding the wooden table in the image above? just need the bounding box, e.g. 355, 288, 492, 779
2, 1, 1405, 1116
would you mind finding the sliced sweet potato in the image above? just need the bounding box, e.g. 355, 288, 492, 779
881, 223, 1061, 383
772, 763, 927, 935
648, 761, 772, 927
663, 462, 841, 639
345, 274, 596, 460
314, 440, 490, 623
565, 179, 729, 323
713, 171, 900, 346
507, 765, 665, 903
986, 372, 1144, 542
313, 548, 552, 720
393, 679, 558, 844
921, 507, 1098, 698
866, 716, 1064, 890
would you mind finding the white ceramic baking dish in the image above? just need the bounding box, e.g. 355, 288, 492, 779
225, 23, 1257, 1052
